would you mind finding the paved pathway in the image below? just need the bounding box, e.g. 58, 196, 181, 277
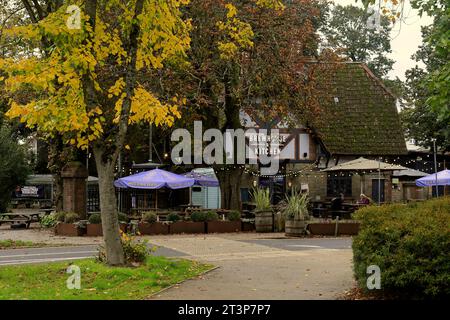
149, 236, 354, 300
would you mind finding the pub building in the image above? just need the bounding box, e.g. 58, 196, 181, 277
233, 62, 435, 207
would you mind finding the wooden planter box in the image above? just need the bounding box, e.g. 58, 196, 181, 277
337, 222, 360, 235
138, 222, 169, 235
170, 221, 205, 234
55, 223, 84, 236
307, 222, 360, 236
86, 224, 102, 236
241, 221, 255, 232
207, 221, 241, 233
85, 223, 128, 237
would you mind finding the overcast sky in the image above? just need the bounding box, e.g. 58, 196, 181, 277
334, 0, 433, 80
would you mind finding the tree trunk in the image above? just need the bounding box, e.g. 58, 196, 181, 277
53, 173, 63, 211
94, 147, 124, 266
217, 167, 243, 210
47, 136, 65, 211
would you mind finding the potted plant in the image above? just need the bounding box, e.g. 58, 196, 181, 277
207, 210, 242, 233
55, 212, 84, 236
170, 211, 206, 234
138, 212, 169, 235
86, 213, 102, 236
252, 187, 273, 233
283, 190, 309, 237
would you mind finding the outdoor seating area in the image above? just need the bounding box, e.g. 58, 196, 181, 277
311, 200, 367, 219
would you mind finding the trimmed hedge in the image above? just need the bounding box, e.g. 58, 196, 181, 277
352, 197, 450, 299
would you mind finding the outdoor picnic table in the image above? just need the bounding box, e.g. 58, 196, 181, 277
39, 208, 54, 215
0, 212, 41, 228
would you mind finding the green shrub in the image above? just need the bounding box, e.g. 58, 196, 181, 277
122, 238, 149, 263
118, 212, 129, 223
167, 212, 180, 222
98, 232, 153, 264
54, 212, 66, 222
88, 213, 101, 224
205, 211, 218, 221
191, 211, 218, 222
190, 211, 204, 222
142, 212, 157, 224
227, 210, 241, 221
64, 212, 80, 224
191, 211, 206, 222
40, 215, 56, 228
352, 197, 450, 299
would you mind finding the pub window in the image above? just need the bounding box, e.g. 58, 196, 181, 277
327, 173, 352, 197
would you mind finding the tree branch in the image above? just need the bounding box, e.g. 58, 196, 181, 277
20, 0, 38, 23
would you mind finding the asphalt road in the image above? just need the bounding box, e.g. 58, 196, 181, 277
0, 243, 186, 266
0, 237, 352, 266
239, 237, 352, 251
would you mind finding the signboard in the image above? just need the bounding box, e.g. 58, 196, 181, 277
246, 132, 288, 158
20, 186, 39, 197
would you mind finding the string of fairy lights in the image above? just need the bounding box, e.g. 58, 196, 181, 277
115, 154, 446, 178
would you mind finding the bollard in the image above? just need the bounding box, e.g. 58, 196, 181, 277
335, 216, 339, 237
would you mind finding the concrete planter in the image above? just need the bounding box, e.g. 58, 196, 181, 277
55, 223, 84, 236
206, 221, 241, 233
254, 210, 273, 233
138, 222, 169, 235
285, 219, 307, 237
170, 221, 205, 234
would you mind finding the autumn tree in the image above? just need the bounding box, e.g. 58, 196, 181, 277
0, 0, 190, 265
401, 25, 449, 152
0, 1, 77, 211
0, 124, 31, 212
320, 4, 394, 78
170, 0, 333, 209
360, 0, 449, 126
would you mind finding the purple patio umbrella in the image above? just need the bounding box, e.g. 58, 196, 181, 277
182, 171, 219, 187
114, 168, 195, 208
416, 169, 450, 187
114, 168, 195, 189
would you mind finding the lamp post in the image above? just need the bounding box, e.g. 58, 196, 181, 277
432, 138, 439, 197
377, 156, 382, 205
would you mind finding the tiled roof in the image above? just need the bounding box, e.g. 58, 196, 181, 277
312, 62, 407, 156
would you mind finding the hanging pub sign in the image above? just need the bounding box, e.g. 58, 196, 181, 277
240, 110, 314, 162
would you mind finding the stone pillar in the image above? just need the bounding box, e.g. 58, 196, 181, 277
61, 162, 89, 219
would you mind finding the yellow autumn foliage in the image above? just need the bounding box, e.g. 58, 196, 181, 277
0, 1, 190, 148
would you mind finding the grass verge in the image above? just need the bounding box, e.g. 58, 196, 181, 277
0, 239, 48, 249
0, 257, 213, 300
